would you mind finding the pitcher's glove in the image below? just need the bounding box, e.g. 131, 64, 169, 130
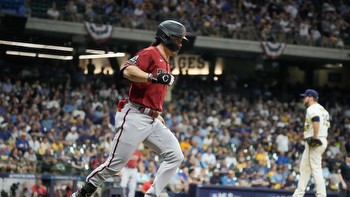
305, 137, 322, 147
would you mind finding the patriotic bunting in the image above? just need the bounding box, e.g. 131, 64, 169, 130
261, 41, 286, 59
84, 22, 113, 44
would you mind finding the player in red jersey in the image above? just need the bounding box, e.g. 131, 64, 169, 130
71, 20, 188, 197
120, 150, 142, 197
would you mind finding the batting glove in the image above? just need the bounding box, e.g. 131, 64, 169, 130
148, 73, 175, 85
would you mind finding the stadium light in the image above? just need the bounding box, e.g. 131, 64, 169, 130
0, 40, 122, 56
85, 49, 106, 54
79, 52, 125, 59
2, 40, 126, 60
38, 54, 73, 60
6, 50, 36, 57
0, 40, 73, 51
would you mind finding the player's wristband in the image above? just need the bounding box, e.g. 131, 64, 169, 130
147, 73, 153, 82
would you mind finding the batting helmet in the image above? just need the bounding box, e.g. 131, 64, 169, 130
155, 20, 188, 52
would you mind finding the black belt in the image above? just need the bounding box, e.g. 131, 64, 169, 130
138, 107, 159, 119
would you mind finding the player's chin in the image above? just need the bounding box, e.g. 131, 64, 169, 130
171, 51, 179, 56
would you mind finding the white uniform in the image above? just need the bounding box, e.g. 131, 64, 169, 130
293, 103, 330, 197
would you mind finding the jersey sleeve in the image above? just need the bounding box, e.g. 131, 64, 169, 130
135, 50, 154, 72
307, 106, 319, 120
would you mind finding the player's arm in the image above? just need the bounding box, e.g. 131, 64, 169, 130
311, 115, 320, 138
122, 65, 150, 82
122, 65, 175, 86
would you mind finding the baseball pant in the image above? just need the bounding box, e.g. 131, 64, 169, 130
293, 138, 327, 197
85, 103, 184, 197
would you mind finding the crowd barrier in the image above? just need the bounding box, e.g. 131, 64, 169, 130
188, 184, 339, 197
0, 173, 84, 197
0, 173, 340, 197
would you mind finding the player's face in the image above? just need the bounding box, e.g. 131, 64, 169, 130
303, 96, 311, 107
171, 36, 183, 56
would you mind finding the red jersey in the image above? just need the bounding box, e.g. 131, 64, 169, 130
31, 185, 47, 195
126, 46, 171, 111
126, 150, 142, 169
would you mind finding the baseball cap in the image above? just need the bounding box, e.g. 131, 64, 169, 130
300, 89, 319, 99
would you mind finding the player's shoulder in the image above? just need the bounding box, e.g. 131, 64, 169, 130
308, 103, 327, 113
139, 46, 158, 55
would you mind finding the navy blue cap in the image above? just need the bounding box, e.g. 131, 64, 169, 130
300, 89, 319, 99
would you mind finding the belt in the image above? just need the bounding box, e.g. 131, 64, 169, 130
139, 107, 159, 119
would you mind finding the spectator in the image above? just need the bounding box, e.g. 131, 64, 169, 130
28, 134, 41, 153
338, 152, 350, 197
137, 164, 151, 191
71, 151, 84, 175
188, 167, 201, 185
201, 147, 216, 169
220, 170, 238, 186
270, 166, 286, 189
15, 131, 30, 153
19, 182, 33, 197
47, 2, 60, 20
65, 127, 79, 145
276, 151, 290, 165
284, 173, 297, 190
209, 169, 221, 185
64, 0, 80, 22
31, 180, 47, 197
40, 148, 58, 173
251, 171, 270, 188
23, 147, 38, 173
322, 161, 331, 180
255, 144, 269, 166
275, 129, 289, 154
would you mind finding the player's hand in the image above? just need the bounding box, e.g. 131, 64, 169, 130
149, 73, 175, 85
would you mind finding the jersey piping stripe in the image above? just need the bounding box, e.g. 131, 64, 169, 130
86, 109, 131, 183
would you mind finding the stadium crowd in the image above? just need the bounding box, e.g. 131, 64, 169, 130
1, 0, 350, 48
0, 62, 349, 195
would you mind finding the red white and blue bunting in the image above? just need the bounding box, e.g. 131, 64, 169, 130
261, 41, 286, 59
84, 22, 113, 44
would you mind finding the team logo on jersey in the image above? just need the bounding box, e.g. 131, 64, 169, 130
128, 55, 139, 64
156, 68, 169, 74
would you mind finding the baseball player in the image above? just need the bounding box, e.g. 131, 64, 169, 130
292, 89, 330, 197
120, 150, 142, 197
71, 20, 187, 197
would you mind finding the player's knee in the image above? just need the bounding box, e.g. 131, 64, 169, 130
174, 151, 184, 165
162, 150, 184, 165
